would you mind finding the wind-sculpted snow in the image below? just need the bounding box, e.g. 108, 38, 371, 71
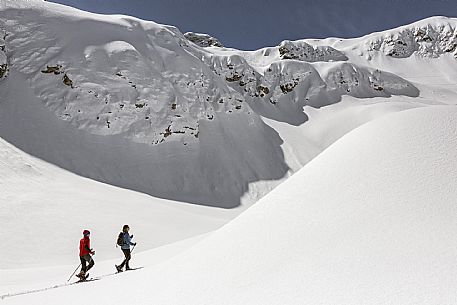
0, 1, 455, 207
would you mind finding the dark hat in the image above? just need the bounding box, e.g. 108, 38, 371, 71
83, 230, 90, 236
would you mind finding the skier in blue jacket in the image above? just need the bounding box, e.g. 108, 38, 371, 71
116, 224, 137, 272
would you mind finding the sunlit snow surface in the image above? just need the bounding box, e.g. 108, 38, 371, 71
1, 0, 457, 304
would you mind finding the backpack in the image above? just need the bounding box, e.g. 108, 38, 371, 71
116, 232, 123, 247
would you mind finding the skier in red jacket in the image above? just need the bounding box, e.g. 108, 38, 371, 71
77, 230, 95, 279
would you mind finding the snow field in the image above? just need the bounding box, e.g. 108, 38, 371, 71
3, 105, 457, 305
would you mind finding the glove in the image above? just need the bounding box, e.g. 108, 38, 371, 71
91, 250, 95, 255
130, 235, 133, 238
133, 243, 137, 246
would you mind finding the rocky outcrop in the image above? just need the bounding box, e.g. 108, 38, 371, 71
368, 22, 457, 58
325, 63, 419, 98
184, 32, 224, 47
278, 40, 348, 62
200, 43, 419, 125
41, 64, 63, 74
0, 30, 8, 80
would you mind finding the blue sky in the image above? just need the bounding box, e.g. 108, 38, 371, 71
49, 0, 457, 50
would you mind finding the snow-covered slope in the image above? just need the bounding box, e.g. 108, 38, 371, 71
2, 1, 457, 303
1, 1, 456, 207
0, 0, 288, 208
5, 105, 456, 304
143, 105, 457, 305
0, 135, 234, 269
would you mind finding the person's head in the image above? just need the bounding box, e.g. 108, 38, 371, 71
123, 225, 130, 232
83, 230, 90, 237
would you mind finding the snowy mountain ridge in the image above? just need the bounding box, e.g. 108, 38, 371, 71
1, 3, 455, 142
0, 0, 456, 207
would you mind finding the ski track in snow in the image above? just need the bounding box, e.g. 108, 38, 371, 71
1, 275, 106, 300
1, 266, 146, 300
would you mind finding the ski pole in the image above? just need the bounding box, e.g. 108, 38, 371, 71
67, 263, 81, 282
131, 244, 136, 254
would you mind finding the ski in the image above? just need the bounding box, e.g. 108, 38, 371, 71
115, 266, 143, 273
125, 266, 143, 271
74, 277, 100, 284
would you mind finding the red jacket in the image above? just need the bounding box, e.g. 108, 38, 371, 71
79, 237, 91, 257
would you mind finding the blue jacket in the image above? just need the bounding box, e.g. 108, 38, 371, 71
121, 232, 135, 250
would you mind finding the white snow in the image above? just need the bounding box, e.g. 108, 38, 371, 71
1, 0, 456, 208
1, 0, 457, 303
0, 134, 236, 270
3, 105, 457, 304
